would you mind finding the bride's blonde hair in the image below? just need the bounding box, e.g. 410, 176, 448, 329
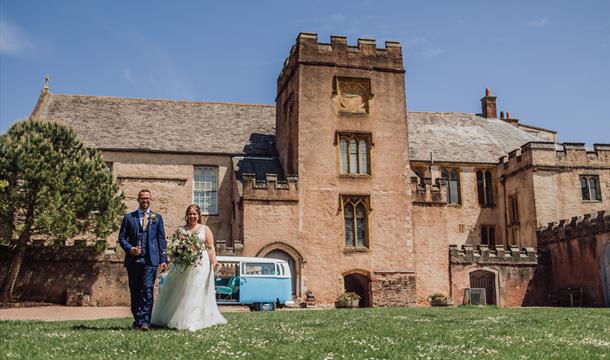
184, 204, 202, 224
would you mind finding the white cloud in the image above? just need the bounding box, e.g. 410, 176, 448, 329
0, 17, 32, 55
422, 48, 442, 57
528, 18, 548, 28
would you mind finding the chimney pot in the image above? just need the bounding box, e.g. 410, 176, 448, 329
500, 111, 505, 119
507, 111, 511, 119
480, 87, 497, 119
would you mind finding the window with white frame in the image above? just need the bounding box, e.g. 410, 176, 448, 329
193, 166, 218, 214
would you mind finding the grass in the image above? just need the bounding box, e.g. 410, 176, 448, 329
1, 307, 609, 359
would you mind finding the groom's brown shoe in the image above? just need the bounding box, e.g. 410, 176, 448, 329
140, 324, 150, 332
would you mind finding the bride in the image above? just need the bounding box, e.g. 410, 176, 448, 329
151, 204, 227, 331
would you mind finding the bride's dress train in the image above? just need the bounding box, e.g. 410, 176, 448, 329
151, 226, 227, 331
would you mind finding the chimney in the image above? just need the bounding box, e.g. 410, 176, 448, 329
481, 88, 497, 118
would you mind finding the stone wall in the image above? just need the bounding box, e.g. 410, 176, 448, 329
499, 142, 610, 248
257, 33, 414, 305
538, 211, 610, 306
102, 151, 235, 251
449, 245, 546, 306
411, 179, 450, 303
0, 244, 129, 306
410, 163, 504, 247
371, 271, 416, 307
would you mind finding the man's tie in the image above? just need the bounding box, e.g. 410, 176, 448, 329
142, 211, 147, 231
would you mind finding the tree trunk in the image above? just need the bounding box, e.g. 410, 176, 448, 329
0, 244, 26, 302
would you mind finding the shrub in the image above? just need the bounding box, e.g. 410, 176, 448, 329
428, 293, 452, 306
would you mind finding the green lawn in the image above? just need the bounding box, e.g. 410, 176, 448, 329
1, 307, 609, 359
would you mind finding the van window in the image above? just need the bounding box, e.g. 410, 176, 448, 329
244, 263, 276, 276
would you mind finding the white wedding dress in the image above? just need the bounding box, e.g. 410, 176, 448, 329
151, 225, 227, 331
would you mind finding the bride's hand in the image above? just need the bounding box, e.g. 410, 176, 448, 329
212, 262, 221, 271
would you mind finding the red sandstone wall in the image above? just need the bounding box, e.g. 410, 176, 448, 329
545, 232, 609, 306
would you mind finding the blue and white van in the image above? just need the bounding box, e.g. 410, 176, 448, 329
214, 256, 294, 311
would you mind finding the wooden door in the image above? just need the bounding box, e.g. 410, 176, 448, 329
470, 270, 497, 305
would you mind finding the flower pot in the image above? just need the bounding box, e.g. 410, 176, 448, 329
335, 299, 359, 308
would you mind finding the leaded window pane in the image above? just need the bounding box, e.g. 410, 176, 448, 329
476, 171, 485, 205
340, 139, 349, 174
349, 139, 358, 174
344, 204, 355, 247
485, 171, 494, 205
356, 203, 366, 247
449, 170, 459, 204
581, 177, 590, 200
489, 227, 495, 247
358, 139, 367, 174
193, 166, 218, 214
589, 178, 598, 201
481, 226, 488, 245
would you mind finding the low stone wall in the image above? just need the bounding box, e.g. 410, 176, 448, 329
449, 245, 547, 306
371, 271, 416, 307
0, 245, 130, 306
538, 211, 610, 307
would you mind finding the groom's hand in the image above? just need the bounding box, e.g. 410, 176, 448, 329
130, 247, 142, 256
159, 263, 168, 272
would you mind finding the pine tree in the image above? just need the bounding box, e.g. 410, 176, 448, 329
0, 121, 126, 302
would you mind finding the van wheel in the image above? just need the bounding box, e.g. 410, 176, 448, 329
257, 302, 275, 312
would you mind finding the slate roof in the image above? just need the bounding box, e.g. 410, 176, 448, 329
31, 92, 547, 164
31, 92, 277, 156
407, 112, 544, 164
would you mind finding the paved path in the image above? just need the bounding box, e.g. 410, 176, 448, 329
0, 305, 250, 321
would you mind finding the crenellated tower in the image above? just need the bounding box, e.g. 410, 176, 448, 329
271, 32, 415, 305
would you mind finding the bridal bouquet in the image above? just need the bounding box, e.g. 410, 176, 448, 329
168, 230, 204, 268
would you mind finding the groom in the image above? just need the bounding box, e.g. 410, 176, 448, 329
118, 189, 167, 331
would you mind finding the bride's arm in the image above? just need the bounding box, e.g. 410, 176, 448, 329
204, 226, 219, 269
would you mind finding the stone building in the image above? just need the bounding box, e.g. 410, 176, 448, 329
4, 32, 609, 307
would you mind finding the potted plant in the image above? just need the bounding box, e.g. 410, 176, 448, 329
428, 293, 452, 307
335, 292, 361, 308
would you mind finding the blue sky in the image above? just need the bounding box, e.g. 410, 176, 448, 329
1, 0, 609, 145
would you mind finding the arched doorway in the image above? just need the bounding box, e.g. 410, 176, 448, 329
265, 249, 297, 298
602, 241, 610, 307
343, 272, 371, 307
470, 270, 497, 305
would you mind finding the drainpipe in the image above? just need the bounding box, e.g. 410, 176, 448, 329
500, 174, 509, 246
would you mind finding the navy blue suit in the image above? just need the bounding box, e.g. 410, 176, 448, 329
118, 209, 167, 327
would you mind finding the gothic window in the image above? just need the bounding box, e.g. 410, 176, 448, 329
580, 175, 602, 201
338, 133, 371, 175
476, 170, 495, 207
508, 195, 519, 225
334, 77, 372, 114
441, 168, 460, 204
481, 225, 496, 247
342, 196, 370, 249
193, 166, 218, 214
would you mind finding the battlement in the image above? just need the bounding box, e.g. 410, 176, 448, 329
537, 210, 609, 246
450, 244, 538, 265
242, 173, 299, 202
278, 32, 404, 92
499, 141, 610, 173
411, 176, 447, 205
